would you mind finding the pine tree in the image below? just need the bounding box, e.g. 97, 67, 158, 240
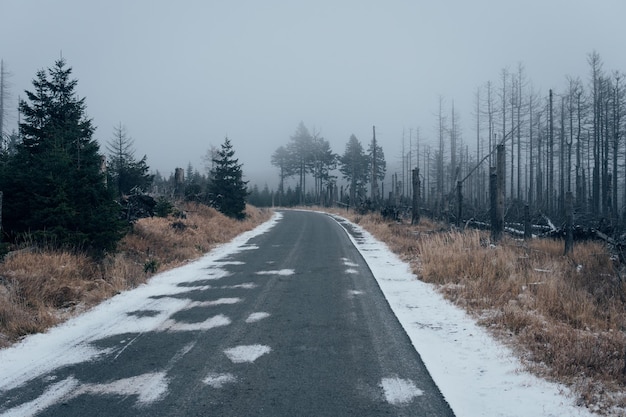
208, 137, 248, 219
367, 139, 386, 190
340, 134, 370, 204
0, 59, 124, 256
106, 123, 153, 198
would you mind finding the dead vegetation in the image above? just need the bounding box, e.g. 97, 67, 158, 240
0, 203, 271, 348
327, 208, 626, 415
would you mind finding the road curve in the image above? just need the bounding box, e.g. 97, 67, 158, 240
0, 210, 454, 417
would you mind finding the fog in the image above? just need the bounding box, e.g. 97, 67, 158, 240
2, 0, 625, 190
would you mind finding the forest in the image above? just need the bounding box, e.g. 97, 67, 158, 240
3, 50, 626, 250
251, 51, 626, 242
0, 59, 248, 257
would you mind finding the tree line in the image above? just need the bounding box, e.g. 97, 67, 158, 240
383, 51, 626, 233
265, 122, 386, 208
0, 59, 248, 257
256, 50, 626, 237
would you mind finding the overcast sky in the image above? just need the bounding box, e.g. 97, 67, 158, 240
2, 0, 625, 189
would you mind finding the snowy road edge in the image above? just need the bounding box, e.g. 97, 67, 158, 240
330, 213, 595, 417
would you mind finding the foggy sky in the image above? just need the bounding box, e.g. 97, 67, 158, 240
2, 0, 625, 190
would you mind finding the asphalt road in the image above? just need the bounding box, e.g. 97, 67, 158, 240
0, 210, 454, 417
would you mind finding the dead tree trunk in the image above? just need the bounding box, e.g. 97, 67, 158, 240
490, 167, 500, 242
456, 181, 462, 228
564, 191, 574, 255
0, 191, 3, 237
491, 144, 505, 242
412, 168, 420, 225
524, 204, 531, 240
175, 167, 185, 199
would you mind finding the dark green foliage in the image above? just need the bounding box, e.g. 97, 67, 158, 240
248, 184, 274, 207
143, 258, 159, 274
184, 183, 204, 202
120, 194, 157, 222
106, 123, 153, 199
208, 137, 248, 219
0, 59, 125, 256
271, 122, 337, 206
154, 197, 174, 218
340, 134, 370, 204
367, 140, 386, 183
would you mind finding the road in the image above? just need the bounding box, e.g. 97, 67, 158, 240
0, 210, 454, 417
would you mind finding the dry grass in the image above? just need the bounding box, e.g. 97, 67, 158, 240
324, 207, 626, 414
0, 203, 271, 348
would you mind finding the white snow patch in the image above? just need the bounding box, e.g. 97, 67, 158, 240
333, 214, 596, 417
0, 344, 109, 392
203, 372, 237, 388
0, 212, 282, 407
245, 312, 271, 323
76, 372, 169, 406
341, 258, 359, 268
187, 297, 242, 308
256, 269, 295, 276
348, 290, 364, 297
0, 377, 79, 417
0, 372, 168, 416
223, 345, 271, 363
159, 314, 231, 332
380, 377, 423, 405
215, 261, 246, 266
345, 268, 358, 274
221, 282, 257, 290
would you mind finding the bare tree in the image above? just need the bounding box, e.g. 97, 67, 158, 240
0, 60, 13, 147
588, 51, 603, 215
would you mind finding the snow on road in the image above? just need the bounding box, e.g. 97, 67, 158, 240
0, 210, 600, 417
0, 213, 284, 402
332, 214, 596, 417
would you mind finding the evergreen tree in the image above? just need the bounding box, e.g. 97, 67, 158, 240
106, 123, 153, 198
367, 140, 386, 183
367, 139, 386, 202
208, 137, 248, 219
271, 145, 291, 200
286, 122, 314, 204
0, 59, 124, 255
310, 135, 337, 203
339, 134, 369, 204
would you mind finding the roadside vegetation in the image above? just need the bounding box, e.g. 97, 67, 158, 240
0, 58, 262, 349
324, 208, 626, 415
0, 203, 270, 348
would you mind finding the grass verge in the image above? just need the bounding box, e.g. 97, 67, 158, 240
323, 207, 626, 415
0, 203, 271, 348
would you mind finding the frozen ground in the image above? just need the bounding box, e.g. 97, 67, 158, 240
331, 213, 597, 417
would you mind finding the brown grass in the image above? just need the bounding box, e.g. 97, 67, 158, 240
0, 203, 271, 348
322, 207, 626, 414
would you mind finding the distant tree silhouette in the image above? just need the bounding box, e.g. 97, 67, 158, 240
106, 123, 153, 199
208, 137, 248, 219
339, 134, 369, 204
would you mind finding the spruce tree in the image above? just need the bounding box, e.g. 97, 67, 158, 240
106, 123, 153, 198
0, 59, 124, 256
208, 137, 248, 219
339, 134, 369, 204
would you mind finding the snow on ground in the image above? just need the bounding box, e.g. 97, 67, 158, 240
0, 212, 284, 395
0, 210, 601, 416
223, 345, 272, 364
332, 214, 597, 417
